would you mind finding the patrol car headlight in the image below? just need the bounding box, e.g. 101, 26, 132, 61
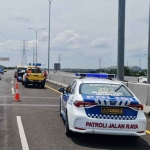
127, 104, 143, 110
74, 100, 96, 107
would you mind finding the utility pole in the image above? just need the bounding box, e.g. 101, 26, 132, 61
148, 0, 150, 83
48, 0, 52, 73
58, 54, 61, 69
139, 59, 141, 70
127, 60, 128, 67
33, 42, 35, 65
117, 0, 126, 81
21, 41, 28, 65
99, 58, 101, 72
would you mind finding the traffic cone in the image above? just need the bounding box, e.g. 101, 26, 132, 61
15, 81, 19, 89
14, 83, 20, 102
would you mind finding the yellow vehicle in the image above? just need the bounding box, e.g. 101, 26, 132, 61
4, 69, 7, 72
22, 66, 45, 88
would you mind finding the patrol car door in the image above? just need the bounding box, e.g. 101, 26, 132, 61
62, 81, 75, 112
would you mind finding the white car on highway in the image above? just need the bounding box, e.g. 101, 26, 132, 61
138, 76, 147, 83
59, 73, 147, 139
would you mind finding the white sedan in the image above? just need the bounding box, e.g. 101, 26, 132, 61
59, 73, 147, 139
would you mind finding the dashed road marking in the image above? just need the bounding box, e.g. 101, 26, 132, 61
45, 85, 62, 94
17, 116, 29, 150
146, 130, 150, 134
11, 80, 13, 84
11, 87, 14, 94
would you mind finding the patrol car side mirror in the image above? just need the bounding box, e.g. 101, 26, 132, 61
58, 87, 65, 93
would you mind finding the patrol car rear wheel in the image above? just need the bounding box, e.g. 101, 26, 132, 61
65, 112, 73, 137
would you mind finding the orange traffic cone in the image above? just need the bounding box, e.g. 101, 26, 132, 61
15, 81, 19, 89
14, 83, 20, 102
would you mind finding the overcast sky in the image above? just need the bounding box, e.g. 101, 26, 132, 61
0, 0, 149, 69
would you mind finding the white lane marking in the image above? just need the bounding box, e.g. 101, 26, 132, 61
0, 104, 59, 107
12, 88, 14, 92
12, 78, 14, 80
11, 88, 15, 94
17, 116, 29, 150
21, 97, 59, 99
11, 80, 13, 84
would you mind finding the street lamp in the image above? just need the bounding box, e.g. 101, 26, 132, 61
48, 0, 52, 73
139, 59, 141, 70
28, 28, 45, 64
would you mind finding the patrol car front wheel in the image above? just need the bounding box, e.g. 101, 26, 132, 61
65, 112, 73, 137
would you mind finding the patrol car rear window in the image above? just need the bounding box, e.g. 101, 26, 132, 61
79, 83, 133, 96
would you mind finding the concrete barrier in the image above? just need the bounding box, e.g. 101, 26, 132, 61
124, 76, 138, 82
147, 87, 150, 106
48, 73, 79, 85
131, 83, 149, 106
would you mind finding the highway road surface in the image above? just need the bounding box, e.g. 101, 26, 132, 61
0, 70, 150, 150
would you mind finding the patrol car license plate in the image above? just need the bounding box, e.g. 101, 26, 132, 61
101, 107, 123, 115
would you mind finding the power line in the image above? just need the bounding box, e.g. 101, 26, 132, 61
21, 41, 28, 65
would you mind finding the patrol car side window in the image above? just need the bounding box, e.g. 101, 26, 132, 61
66, 81, 75, 93
71, 82, 77, 94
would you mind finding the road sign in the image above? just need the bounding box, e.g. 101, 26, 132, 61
36, 63, 41, 66
0, 57, 9, 61
54, 63, 60, 70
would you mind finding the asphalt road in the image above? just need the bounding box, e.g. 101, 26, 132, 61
0, 70, 150, 150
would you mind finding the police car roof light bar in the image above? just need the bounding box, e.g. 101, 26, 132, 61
75, 73, 116, 79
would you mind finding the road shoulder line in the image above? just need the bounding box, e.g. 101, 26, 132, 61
17, 116, 29, 150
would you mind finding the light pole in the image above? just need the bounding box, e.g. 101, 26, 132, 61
148, 0, 150, 83
117, 0, 126, 81
48, 0, 52, 73
139, 59, 141, 70
28, 28, 45, 64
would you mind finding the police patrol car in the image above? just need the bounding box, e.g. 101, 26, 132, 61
59, 73, 147, 138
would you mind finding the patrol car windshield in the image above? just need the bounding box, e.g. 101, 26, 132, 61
80, 83, 132, 96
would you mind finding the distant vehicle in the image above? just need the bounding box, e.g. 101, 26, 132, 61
14, 65, 28, 80
4, 69, 7, 72
22, 66, 46, 88
59, 73, 146, 139
138, 76, 147, 83
0, 67, 4, 74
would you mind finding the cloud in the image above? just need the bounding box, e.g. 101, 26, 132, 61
51, 30, 89, 51
137, 17, 148, 24
39, 32, 48, 41
126, 40, 147, 58
0, 40, 20, 52
90, 37, 112, 48
13, 13, 32, 23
